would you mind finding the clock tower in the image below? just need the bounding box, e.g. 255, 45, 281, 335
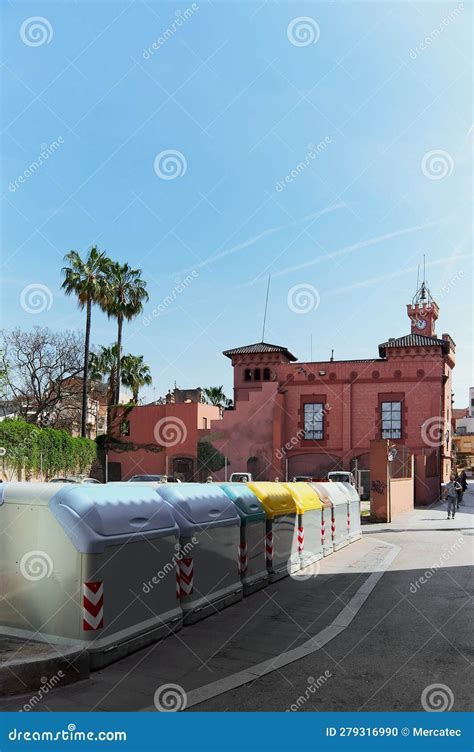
406, 275, 439, 337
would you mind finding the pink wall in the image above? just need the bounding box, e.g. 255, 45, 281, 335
108, 402, 220, 480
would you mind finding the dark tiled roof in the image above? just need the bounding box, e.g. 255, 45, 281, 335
223, 341, 297, 361
379, 334, 449, 357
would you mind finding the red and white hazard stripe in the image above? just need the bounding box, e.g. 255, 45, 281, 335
178, 557, 194, 597
238, 542, 248, 575
297, 526, 304, 554
175, 562, 181, 599
321, 518, 326, 543
83, 581, 104, 631
265, 531, 274, 563
331, 517, 336, 539
347, 510, 351, 531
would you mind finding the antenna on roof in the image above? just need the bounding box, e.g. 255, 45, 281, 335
412, 254, 432, 306
261, 274, 271, 342
330, 349, 334, 362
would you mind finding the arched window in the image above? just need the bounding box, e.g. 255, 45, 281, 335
263, 368, 271, 381
254, 368, 261, 381
244, 369, 252, 382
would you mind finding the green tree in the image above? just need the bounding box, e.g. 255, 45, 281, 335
121, 354, 152, 403
102, 263, 148, 405
62, 247, 109, 437
197, 439, 226, 480
203, 386, 231, 408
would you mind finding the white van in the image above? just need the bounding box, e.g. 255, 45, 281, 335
229, 472, 253, 483
327, 471, 355, 486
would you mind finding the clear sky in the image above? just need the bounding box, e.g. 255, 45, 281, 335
1, 0, 472, 406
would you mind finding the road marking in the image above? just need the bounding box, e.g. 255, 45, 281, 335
141, 538, 400, 711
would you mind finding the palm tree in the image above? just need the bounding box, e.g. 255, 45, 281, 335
89, 345, 118, 428
203, 386, 229, 408
121, 354, 152, 403
62, 247, 109, 437
102, 262, 148, 405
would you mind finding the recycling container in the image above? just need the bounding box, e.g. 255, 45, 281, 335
320, 496, 334, 556
0, 482, 182, 669
247, 482, 298, 582
283, 482, 324, 567
336, 482, 362, 542
155, 483, 243, 625
310, 482, 350, 551
220, 483, 268, 595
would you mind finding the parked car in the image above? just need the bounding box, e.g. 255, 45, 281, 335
327, 471, 355, 486
291, 475, 313, 482
127, 474, 181, 483
128, 474, 165, 482
229, 472, 253, 483
50, 476, 101, 484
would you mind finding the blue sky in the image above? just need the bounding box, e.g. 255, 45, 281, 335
1, 0, 472, 405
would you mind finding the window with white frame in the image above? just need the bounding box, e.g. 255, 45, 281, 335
304, 402, 324, 440
381, 401, 402, 439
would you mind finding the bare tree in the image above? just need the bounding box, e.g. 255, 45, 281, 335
1, 328, 84, 427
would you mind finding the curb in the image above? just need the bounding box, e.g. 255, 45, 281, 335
0, 640, 90, 699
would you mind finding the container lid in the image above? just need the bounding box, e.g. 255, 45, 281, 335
310, 481, 347, 507
282, 482, 322, 512
247, 482, 296, 518
155, 483, 240, 536
49, 484, 179, 553
337, 481, 360, 502
219, 483, 266, 521
1, 481, 68, 507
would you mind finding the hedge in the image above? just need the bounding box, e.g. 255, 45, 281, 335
0, 419, 97, 479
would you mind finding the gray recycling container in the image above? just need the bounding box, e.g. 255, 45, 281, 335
247, 482, 298, 582
283, 482, 324, 568
0, 482, 182, 669
320, 496, 334, 557
220, 483, 268, 595
155, 483, 243, 625
337, 481, 362, 542
310, 482, 350, 551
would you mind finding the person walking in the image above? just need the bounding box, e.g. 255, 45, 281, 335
454, 471, 464, 509
460, 469, 468, 493
443, 473, 461, 519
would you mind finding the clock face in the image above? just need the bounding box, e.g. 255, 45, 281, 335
415, 318, 427, 330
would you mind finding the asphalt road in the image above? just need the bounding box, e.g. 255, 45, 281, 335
189, 486, 474, 712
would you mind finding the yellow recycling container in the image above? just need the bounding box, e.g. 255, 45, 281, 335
247, 482, 297, 582
282, 483, 324, 569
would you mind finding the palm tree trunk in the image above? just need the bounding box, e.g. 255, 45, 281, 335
115, 315, 123, 405
81, 297, 92, 437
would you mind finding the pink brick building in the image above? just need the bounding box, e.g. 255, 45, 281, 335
208, 286, 455, 504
